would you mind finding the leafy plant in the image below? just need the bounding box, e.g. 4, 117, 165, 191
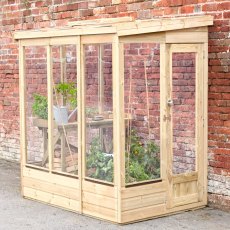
125, 129, 160, 183
55, 82, 77, 108
85, 107, 99, 118
85, 130, 160, 184
32, 94, 48, 120
86, 137, 113, 182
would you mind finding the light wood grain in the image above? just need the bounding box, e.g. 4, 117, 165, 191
82, 180, 117, 198
122, 192, 166, 211
24, 187, 80, 212
122, 204, 166, 223
83, 202, 117, 222
83, 191, 117, 210
121, 181, 167, 199
23, 167, 79, 189
23, 177, 79, 200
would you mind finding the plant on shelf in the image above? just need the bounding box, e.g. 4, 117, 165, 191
55, 82, 77, 108
85, 107, 99, 118
86, 137, 113, 182
125, 129, 160, 183
32, 93, 48, 120
54, 82, 77, 124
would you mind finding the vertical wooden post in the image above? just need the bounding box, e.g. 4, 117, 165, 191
47, 45, 54, 172
196, 43, 206, 203
81, 40, 86, 182
19, 42, 26, 196
113, 35, 124, 223
76, 36, 83, 213
202, 42, 208, 205
162, 43, 173, 209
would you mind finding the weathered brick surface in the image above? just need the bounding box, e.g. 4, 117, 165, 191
0, 0, 229, 210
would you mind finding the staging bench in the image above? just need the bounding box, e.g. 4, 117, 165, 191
33, 117, 117, 170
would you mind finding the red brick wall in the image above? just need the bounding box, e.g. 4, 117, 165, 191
0, 0, 229, 209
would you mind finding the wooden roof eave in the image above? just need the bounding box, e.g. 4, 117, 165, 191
14, 15, 213, 40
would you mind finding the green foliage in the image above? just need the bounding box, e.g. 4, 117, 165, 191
32, 94, 48, 120
85, 130, 160, 184
55, 82, 77, 108
85, 107, 99, 118
86, 137, 113, 182
126, 130, 160, 183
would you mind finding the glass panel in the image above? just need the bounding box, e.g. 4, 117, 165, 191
52, 45, 78, 175
124, 43, 161, 184
84, 43, 113, 183
25, 46, 48, 167
172, 52, 196, 174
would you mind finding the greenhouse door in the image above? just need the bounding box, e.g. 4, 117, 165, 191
166, 44, 207, 208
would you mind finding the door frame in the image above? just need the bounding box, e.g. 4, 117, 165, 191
165, 43, 207, 208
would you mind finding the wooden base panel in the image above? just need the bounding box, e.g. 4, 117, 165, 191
24, 187, 80, 212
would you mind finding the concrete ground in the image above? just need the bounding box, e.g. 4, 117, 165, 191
1, 159, 230, 230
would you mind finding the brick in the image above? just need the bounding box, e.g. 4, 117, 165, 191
202, 3, 218, 12
217, 2, 230, 11
183, 0, 198, 4
169, 0, 182, 7
181, 5, 194, 14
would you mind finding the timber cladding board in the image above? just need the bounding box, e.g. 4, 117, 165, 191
23, 177, 79, 201
121, 204, 166, 223
82, 191, 118, 210
24, 187, 80, 212
82, 180, 117, 198
122, 192, 166, 212
121, 181, 167, 199
23, 167, 79, 189
83, 202, 117, 222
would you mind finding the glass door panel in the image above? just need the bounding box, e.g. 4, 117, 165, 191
84, 43, 114, 183
25, 46, 48, 168
123, 43, 161, 185
172, 52, 196, 174
51, 44, 78, 175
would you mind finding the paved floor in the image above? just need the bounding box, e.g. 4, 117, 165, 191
1, 159, 230, 230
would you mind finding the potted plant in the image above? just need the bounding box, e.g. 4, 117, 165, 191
32, 93, 48, 127
53, 82, 77, 124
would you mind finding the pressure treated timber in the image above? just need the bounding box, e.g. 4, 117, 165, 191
202, 42, 209, 205
121, 181, 167, 199
23, 167, 79, 189
83, 202, 117, 222
24, 187, 80, 212
82, 191, 118, 210
119, 32, 165, 43
172, 172, 198, 184
68, 17, 133, 27
121, 204, 166, 223
23, 177, 80, 200
165, 30, 208, 43
14, 15, 213, 40
122, 192, 166, 211
82, 180, 117, 198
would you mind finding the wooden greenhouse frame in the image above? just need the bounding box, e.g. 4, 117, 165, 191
15, 15, 213, 224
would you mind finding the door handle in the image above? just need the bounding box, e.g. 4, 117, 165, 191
167, 99, 173, 107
